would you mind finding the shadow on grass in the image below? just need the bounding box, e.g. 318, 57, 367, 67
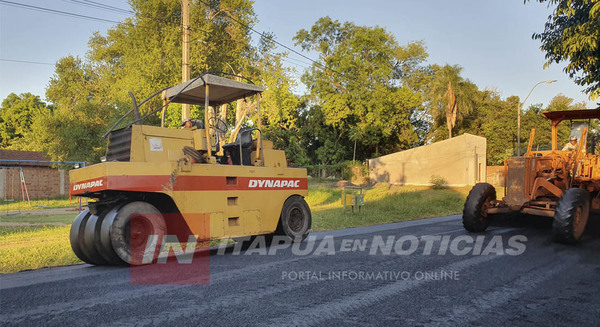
0, 213, 74, 224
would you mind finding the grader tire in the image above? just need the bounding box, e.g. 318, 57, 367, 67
463, 183, 496, 233
70, 209, 93, 264
278, 196, 311, 242
553, 188, 590, 244
110, 201, 166, 265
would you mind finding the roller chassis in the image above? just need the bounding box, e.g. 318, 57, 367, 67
463, 108, 600, 243
69, 74, 312, 265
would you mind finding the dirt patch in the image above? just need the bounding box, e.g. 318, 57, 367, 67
2, 208, 83, 216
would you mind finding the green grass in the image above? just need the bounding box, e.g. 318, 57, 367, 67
1, 196, 81, 212
0, 211, 81, 273
0, 225, 81, 273
0, 181, 471, 273
306, 182, 469, 231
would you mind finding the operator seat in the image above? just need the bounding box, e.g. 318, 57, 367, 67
222, 128, 254, 166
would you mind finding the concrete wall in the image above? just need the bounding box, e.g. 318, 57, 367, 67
368, 133, 487, 186
0, 167, 69, 200
486, 165, 505, 187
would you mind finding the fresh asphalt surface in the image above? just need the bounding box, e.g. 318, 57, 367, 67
1, 213, 599, 326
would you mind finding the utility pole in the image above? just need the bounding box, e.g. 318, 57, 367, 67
181, 0, 190, 120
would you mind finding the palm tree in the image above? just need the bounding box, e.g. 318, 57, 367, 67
427, 64, 478, 138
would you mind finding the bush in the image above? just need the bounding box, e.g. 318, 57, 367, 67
345, 162, 369, 185
430, 175, 447, 189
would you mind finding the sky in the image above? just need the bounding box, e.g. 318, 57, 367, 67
0, 0, 595, 109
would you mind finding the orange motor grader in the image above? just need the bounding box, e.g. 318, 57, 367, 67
463, 108, 600, 243
69, 73, 311, 265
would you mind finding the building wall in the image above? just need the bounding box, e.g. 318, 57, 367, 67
368, 133, 487, 186
486, 165, 505, 187
0, 167, 69, 200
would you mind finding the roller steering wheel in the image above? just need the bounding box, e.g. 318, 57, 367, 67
208, 117, 228, 134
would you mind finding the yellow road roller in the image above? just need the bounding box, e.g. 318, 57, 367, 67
69, 73, 311, 265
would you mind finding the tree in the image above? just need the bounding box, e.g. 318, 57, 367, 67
294, 17, 427, 159
0, 93, 51, 148
87, 0, 257, 118
545, 93, 587, 112
46, 56, 103, 110
460, 90, 519, 165
426, 64, 479, 140
34, 0, 260, 163
468, 93, 587, 165
20, 102, 114, 163
300, 104, 348, 168
253, 37, 306, 164
528, 0, 600, 99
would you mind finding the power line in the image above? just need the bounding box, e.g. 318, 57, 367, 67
0, 0, 121, 24
2, 1, 333, 75
83, 0, 132, 14
281, 58, 309, 69
61, 0, 131, 15
282, 56, 313, 67
0, 58, 55, 66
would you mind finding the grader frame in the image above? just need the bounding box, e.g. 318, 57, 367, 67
463, 108, 600, 243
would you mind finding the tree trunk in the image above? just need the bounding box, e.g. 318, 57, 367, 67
446, 81, 458, 138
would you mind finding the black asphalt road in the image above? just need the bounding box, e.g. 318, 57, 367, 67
1, 214, 600, 326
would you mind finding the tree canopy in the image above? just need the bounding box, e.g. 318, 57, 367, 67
2, 0, 265, 159
294, 17, 427, 158
0, 93, 51, 148
529, 0, 600, 99
2, 4, 595, 170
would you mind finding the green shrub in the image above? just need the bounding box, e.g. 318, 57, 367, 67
430, 175, 447, 189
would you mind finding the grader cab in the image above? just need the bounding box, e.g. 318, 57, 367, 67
69, 73, 311, 265
463, 108, 600, 243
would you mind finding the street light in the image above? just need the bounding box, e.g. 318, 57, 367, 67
517, 80, 557, 156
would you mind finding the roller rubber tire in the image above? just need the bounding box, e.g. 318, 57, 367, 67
110, 201, 166, 265
100, 205, 123, 264
94, 206, 125, 265
70, 209, 93, 263
553, 188, 590, 244
463, 183, 496, 232
278, 196, 311, 242
80, 214, 111, 265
